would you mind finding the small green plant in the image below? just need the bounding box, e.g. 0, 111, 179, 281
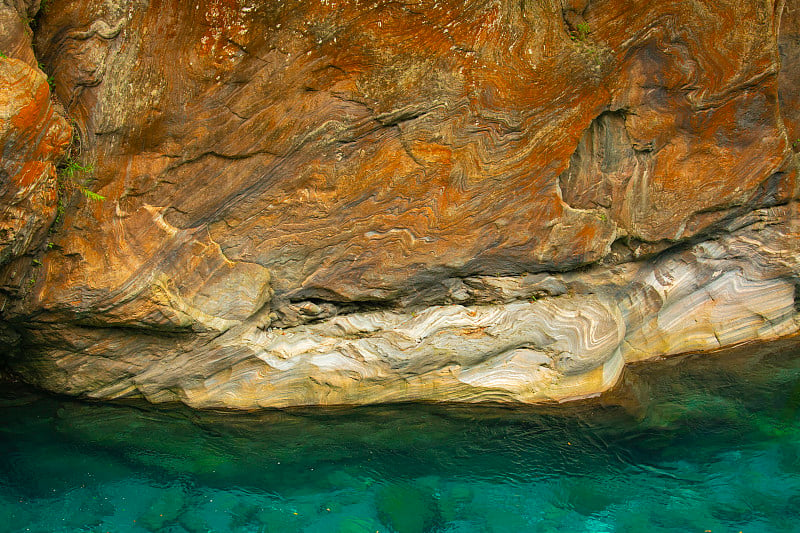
38, 63, 55, 91
570, 22, 590, 42
50, 121, 105, 231
60, 120, 105, 201
60, 158, 105, 201
576, 22, 590, 41
82, 189, 106, 201
51, 200, 65, 229
0, 50, 7, 59
62, 159, 93, 180
31, 259, 42, 267
19, 12, 35, 35
568, 22, 604, 67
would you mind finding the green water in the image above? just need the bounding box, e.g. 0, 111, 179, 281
1, 346, 800, 533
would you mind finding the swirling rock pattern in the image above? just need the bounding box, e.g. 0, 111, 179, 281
0, 0, 798, 407
7, 205, 797, 409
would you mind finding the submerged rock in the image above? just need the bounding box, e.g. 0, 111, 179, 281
0, 0, 798, 408
376, 483, 440, 533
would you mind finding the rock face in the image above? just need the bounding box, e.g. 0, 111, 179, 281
0, 0, 799, 408
0, 57, 69, 268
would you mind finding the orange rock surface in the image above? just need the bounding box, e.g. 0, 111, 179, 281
0, 55, 70, 274
0, 0, 798, 407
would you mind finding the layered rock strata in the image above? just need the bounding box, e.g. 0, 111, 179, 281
0, 0, 799, 408
8, 205, 797, 409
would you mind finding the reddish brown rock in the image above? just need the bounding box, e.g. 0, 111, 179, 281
0, 55, 70, 272
780, 0, 800, 154
27, 0, 794, 305
0, 0, 798, 407
0, 1, 42, 67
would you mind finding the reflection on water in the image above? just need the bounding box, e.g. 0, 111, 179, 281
1, 341, 799, 532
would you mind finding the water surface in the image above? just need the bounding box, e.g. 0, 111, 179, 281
1, 343, 799, 532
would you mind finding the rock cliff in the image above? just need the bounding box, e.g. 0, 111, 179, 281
0, 0, 799, 408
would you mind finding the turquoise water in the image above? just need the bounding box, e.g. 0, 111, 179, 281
1, 346, 800, 533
